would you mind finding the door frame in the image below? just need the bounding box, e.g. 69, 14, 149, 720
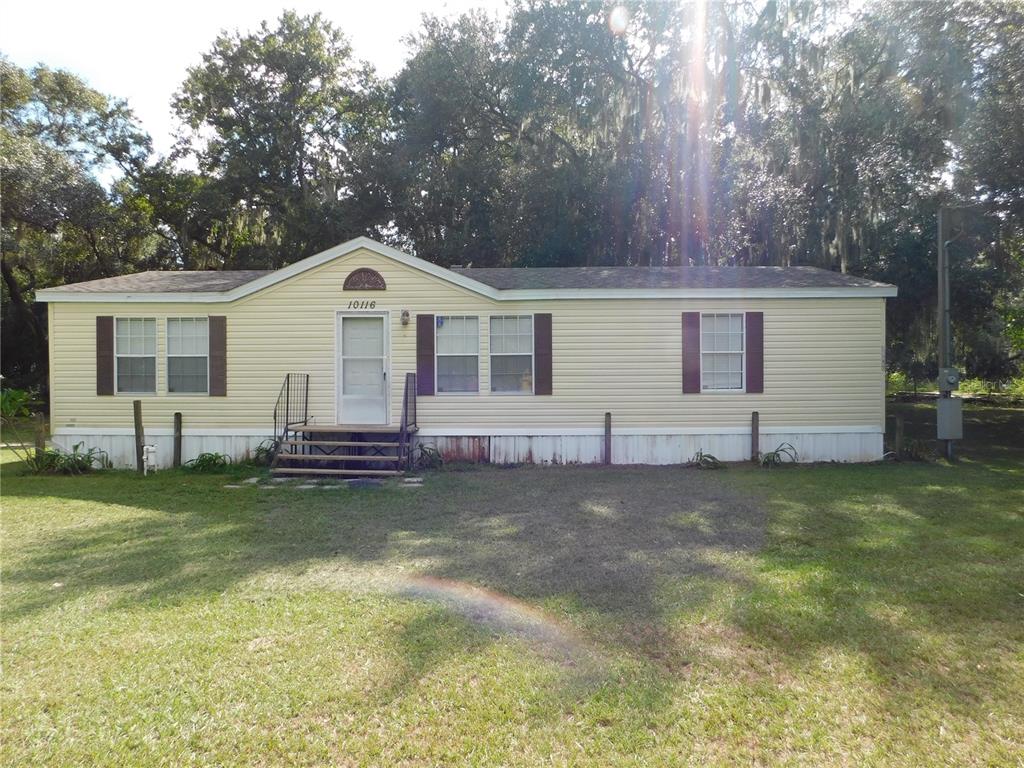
335, 310, 391, 426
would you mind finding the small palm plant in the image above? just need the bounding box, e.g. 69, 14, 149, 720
759, 442, 799, 468
1, 387, 107, 473
686, 449, 725, 469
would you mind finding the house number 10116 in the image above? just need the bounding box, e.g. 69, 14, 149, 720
347, 300, 376, 309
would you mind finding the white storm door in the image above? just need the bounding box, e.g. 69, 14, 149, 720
338, 315, 388, 425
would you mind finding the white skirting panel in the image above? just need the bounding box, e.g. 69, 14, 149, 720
418, 429, 883, 465
51, 430, 274, 469
51, 427, 883, 469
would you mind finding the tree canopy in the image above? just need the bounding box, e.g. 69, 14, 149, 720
2, 0, 1023, 394
169, 11, 390, 268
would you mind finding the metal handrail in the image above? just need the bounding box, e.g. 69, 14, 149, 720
399, 372, 417, 469
273, 373, 310, 448
401, 371, 417, 432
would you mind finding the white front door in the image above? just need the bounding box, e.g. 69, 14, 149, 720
338, 314, 388, 425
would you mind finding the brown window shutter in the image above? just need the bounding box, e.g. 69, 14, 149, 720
209, 316, 227, 396
96, 316, 114, 395
416, 314, 435, 395
682, 312, 701, 393
745, 312, 764, 393
534, 313, 552, 395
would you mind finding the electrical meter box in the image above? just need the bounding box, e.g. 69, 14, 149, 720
937, 397, 963, 440
938, 367, 960, 392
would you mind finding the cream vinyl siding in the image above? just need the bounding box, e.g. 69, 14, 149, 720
48, 248, 886, 431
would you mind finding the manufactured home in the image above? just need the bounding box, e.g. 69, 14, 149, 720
36, 237, 897, 473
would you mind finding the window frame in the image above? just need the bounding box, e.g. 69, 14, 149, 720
699, 312, 747, 394
434, 315, 481, 395
114, 316, 158, 395
488, 314, 535, 395
165, 317, 210, 396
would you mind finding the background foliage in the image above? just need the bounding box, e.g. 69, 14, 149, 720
3, 1, 1023, 397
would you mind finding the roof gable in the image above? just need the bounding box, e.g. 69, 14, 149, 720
37, 238, 502, 303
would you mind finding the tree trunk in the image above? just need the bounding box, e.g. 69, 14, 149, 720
1, 256, 41, 344
1, 254, 49, 386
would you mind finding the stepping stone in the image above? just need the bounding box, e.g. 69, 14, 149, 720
269, 477, 292, 484
223, 484, 243, 489
296, 484, 317, 489
403, 476, 423, 484
242, 477, 260, 485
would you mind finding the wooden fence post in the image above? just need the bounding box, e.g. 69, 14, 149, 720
34, 413, 46, 458
604, 412, 612, 465
133, 400, 145, 473
173, 412, 183, 468
751, 411, 760, 462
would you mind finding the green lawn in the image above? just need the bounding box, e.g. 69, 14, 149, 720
2, 406, 1022, 766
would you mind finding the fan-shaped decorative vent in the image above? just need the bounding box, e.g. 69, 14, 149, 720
343, 268, 386, 291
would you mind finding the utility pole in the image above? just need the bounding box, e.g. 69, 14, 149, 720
936, 207, 963, 461
937, 208, 951, 372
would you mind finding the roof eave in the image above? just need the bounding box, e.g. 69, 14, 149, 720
35, 285, 898, 302
496, 286, 898, 299
35, 290, 237, 303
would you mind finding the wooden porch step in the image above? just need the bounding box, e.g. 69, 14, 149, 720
281, 439, 399, 448
270, 467, 400, 477
290, 424, 406, 434
276, 453, 400, 463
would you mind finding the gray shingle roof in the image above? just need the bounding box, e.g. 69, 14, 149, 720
454, 265, 893, 291
53, 270, 273, 293
48, 263, 893, 295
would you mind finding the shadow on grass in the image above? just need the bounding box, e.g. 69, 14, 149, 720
726, 404, 1024, 712
2, 461, 740, 725
3, 465, 763, 626
889, 402, 1024, 472
2, 404, 1022, 717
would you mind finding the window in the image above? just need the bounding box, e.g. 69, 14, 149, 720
490, 315, 533, 393
701, 313, 744, 391
435, 316, 479, 393
167, 318, 209, 393
115, 318, 156, 393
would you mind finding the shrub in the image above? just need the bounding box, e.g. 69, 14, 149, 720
1, 387, 38, 422
24, 442, 107, 474
415, 444, 443, 470
957, 378, 993, 395
249, 439, 277, 467
899, 437, 935, 462
2, 388, 109, 475
1, 386, 53, 470
952, 378, 1024, 397
185, 452, 230, 471
760, 442, 799, 468
886, 371, 909, 395
685, 450, 725, 469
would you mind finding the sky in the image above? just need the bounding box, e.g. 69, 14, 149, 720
1, 0, 508, 158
